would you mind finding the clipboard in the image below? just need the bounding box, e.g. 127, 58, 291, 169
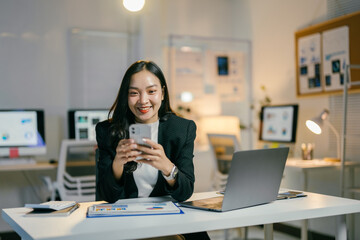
86, 201, 184, 218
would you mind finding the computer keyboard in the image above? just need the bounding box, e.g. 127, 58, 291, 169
25, 201, 77, 211
0, 158, 36, 166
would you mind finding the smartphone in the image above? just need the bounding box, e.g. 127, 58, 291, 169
129, 123, 151, 147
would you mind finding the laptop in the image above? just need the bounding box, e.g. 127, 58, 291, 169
179, 147, 289, 212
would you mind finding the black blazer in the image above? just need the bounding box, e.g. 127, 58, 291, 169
95, 114, 196, 203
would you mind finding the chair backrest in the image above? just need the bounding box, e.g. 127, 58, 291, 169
207, 133, 240, 190
56, 139, 97, 202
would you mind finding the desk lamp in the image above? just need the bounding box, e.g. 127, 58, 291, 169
305, 109, 340, 162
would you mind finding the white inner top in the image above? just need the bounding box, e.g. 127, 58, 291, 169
133, 120, 159, 197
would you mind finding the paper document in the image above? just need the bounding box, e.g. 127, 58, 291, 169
87, 201, 183, 218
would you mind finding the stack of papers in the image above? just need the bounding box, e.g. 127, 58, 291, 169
87, 201, 183, 218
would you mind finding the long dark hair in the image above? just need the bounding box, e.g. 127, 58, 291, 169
108, 60, 174, 172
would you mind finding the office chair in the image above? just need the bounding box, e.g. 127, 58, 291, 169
44, 139, 97, 202
207, 134, 240, 191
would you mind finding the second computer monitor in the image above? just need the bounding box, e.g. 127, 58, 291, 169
68, 109, 109, 140
259, 104, 299, 143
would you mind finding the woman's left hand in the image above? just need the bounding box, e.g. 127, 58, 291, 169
136, 138, 174, 177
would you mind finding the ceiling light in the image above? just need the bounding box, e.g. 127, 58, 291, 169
123, 0, 145, 12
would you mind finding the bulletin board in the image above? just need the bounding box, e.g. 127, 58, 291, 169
166, 35, 254, 150
295, 11, 360, 96
167, 35, 251, 117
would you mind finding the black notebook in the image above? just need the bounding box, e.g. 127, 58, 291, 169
25, 203, 80, 217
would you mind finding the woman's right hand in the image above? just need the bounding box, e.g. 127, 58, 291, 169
112, 139, 139, 179
115, 139, 140, 164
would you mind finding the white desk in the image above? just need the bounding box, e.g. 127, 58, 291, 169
0, 161, 96, 172
286, 158, 360, 191
285, 159, 360, 240
0, 162, 56, 172
2, 191, 360, 240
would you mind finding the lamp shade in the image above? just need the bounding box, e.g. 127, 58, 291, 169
306, 119, 322, 134
305, 109, 330, 134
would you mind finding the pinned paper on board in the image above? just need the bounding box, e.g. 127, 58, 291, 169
297, 33, 322, 94
322, 26, 350, 91
211, 51, 246, 102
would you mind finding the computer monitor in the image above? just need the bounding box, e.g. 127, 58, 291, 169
0, 109, 46, 158
68, 109, 109, 140
259, 104, 299, 143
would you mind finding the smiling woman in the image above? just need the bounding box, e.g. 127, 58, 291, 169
95, 60, 210, 240
127, 70, 164, 124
